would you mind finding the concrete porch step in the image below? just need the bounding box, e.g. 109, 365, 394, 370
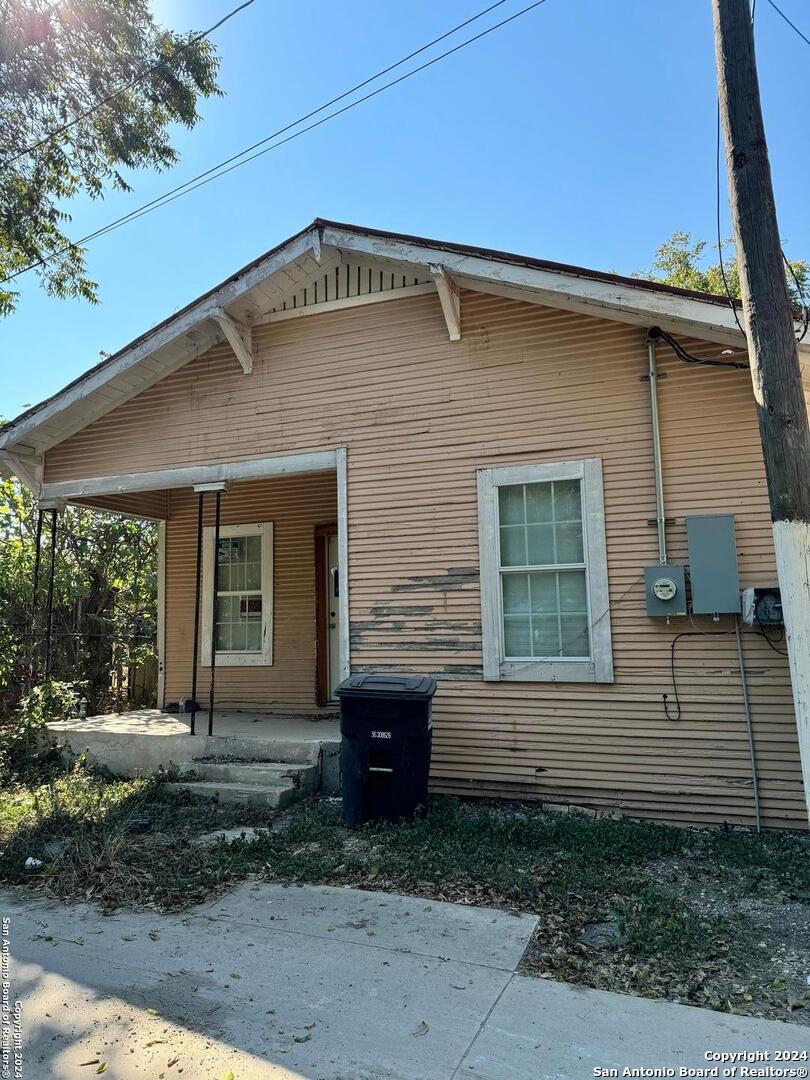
183, 760, 318, 791
165, 780, 300, 809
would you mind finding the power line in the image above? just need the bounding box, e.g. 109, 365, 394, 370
79, 0, 516, 247
2, 0, 548, 287
3, 0, 258, 168
765, 0, 810, 48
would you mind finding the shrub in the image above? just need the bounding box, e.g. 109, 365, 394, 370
0, 680, 84, 775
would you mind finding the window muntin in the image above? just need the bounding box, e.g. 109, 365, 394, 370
477, 459, 613, 684
215, 535, 263, 653
200, 521, 272, 667
497, 479, 590, 661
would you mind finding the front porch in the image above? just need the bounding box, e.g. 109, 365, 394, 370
47, 708, 341, 797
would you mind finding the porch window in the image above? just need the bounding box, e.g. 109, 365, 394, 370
477, 459, 612, 683
201, 522, 273, 666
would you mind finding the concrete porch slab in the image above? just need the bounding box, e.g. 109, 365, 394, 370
46, 708, 341, 789
47, 707, 340, 740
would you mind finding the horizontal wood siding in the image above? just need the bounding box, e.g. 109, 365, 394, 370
44, 291, 804, 827
163, 474, 337, 712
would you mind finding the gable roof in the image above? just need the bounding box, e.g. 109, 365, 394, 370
0, 217, 775, 457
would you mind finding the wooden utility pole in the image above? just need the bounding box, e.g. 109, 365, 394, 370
713, 0, 810, 821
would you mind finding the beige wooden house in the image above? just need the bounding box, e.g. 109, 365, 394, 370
2, 220, 808, 829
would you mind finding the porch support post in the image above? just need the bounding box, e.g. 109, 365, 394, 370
43, 507, 58, 681
28, 508, 44, 684
207, 488, 222, 736
189, 492, 204, 736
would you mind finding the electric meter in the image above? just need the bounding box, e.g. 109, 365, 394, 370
652, 577, 678, 602
644, 564, 687, 617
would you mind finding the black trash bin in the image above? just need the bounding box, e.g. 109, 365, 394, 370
336, 673, 437, 827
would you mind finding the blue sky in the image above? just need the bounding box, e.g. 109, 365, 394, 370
2, 0, 807, 420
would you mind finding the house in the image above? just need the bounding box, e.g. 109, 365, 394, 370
2, 219, 808, 828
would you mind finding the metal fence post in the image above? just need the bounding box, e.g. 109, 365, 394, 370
189, 492, 205, 736
208, 489, 222, 736
43, 508, 59, 681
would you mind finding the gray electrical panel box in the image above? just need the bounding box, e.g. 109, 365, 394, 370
686, 514, 741, 615
645, 564, 687, 617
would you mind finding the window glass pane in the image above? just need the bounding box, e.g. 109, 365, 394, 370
529, 572, 557, 612
558, 570, 588, 612
231, 621, 247, 652
526, 523, 555, 565
500, 525, 526, 567
246, 621, 263, 651
561, 613, 590, 657
553, 479, 582, 521
525, 482, 553, 523
503, 615, 531, 657
502, 574, 529, 614
241, 595, 262, 620
498, 485, 525, 525
531, 614, 560, 658
555, 521, 584, 563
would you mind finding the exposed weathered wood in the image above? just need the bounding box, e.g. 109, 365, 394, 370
714, 0, 810, 821
0, 226, 323, 452
40, 450, 338, 500
252, 281, 437, 326
0, 449, 43, 494
211, 308, 254, 374
429, 265, 461, 341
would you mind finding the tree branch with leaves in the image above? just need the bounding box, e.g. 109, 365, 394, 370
0, 0, 222, 315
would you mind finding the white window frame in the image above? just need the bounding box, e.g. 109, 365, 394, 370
200, 521, 273, 667
477, 458, 613, 683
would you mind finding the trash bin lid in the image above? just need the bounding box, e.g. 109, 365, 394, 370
335, 672, 437, 700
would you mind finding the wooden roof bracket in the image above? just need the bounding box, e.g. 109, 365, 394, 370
429, 264, 461, 341
0, 449, 43, 495
210, 308, 254, 374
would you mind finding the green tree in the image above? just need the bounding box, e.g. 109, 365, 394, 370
641, 231, 809, 307
0, 0, 222, 315
0, 476, 157, 714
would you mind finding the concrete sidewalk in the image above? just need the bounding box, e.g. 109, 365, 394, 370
5, 882, 807, 1079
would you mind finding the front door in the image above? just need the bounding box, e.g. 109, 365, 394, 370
326, 533, 340, 701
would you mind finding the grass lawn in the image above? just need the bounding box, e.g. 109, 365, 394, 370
1, 760, 809, 1026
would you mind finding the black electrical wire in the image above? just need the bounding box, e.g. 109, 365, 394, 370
663, 633, 685, 721
765, 0, 810, 48
2, 0, 548, 288
663, 628, 738, 722
754, 609, 789, 656
3, 0, 258, 168
783, 253, 810, 343
648, 325, 749, 369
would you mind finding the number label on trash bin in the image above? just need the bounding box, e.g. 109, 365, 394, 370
371, 730, 392, 739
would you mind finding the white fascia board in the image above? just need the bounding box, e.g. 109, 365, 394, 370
39, 449, 337, 501
320, 225, 795, 351
0, 228, 322, 453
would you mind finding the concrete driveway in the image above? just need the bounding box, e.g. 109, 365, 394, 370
4, 882, 807, 1079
